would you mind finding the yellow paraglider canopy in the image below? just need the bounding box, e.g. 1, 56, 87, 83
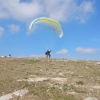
29, 17, 63, 38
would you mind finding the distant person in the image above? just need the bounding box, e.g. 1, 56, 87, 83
45, 50, 51, 58
8, 54, 11, 58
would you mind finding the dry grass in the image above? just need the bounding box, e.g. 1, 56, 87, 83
0, 58, 100, 100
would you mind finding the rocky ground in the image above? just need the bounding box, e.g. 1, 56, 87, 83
0, 58, 100, 100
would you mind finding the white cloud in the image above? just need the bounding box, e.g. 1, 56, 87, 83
75, 47, 99, 53
8, 24, 20, 34
56, 49, 68, 55
0, 26, 4, 38
0, 0, 43, 21
79, 1, 94, 13
0, 0, 94, 22
76, 1, 94, 23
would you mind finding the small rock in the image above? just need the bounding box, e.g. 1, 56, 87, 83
93, 86, 100, 89
58, 72, 63, 76
96, 62, 100, 64
84, 97, 98, 100
13, 89, 29, 97
0, 93, 12, 100
79, 75, 83, 78
71, 92, 77, 95
67, 91, 77, 95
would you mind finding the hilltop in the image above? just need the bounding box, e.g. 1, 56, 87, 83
0, 58, 100, 100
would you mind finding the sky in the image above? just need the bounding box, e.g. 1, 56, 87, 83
0, 0, 100, 60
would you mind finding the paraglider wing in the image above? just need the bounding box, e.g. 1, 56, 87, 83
29, 17, 63, 38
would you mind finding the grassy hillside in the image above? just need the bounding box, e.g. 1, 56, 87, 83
0, 58, 100, 100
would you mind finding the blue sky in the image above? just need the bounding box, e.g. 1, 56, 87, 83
0, 0, 100, 60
